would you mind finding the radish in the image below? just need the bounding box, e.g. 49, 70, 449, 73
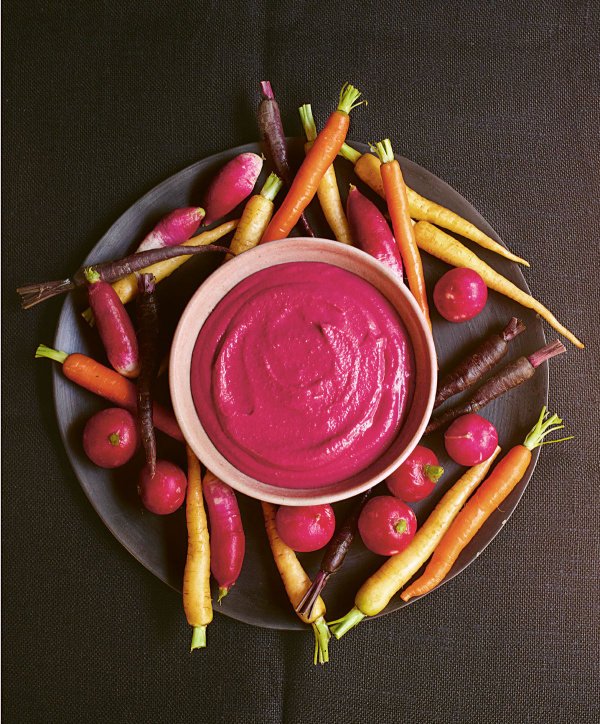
202, 153, 263, 226
83, 408, 140, 468
357, 496, 417, 556
433, 267, 488, 322
444, 413, 498, 466
386, 445, 444, 502
202, 471, 245, 602
85, 268, 140, 378
346, 184, 403, 280
136, 207, 205, 252
138, 459, 187, 515
275, 504, 336, 553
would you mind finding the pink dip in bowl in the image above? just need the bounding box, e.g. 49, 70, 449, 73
190, 261, 415, 489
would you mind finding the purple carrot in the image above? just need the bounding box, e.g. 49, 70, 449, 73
346, 184, 403, 279
424, 340, 566, 435
136, 273, 160, 476
257, 81, 315, 237
85, 268, 140, 378
136, 207, 205, 252
202, 153, 263, 226
296, 488, 372, 620
17, 243, 230, 308
434, 317, 526, 408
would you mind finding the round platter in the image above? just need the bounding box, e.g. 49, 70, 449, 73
52, 139, 547, 630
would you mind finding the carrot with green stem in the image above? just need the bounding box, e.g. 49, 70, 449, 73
402, 407, 572, 601
261, 501, 330, 664
299, 104, 354, 245
259, 84, 364, 245
374, 139, 431, 330
328, 448, 501, 639
225, 173, 283, 260
183, 445, 212, 650
414, 220, 584, 348
257, 81, 315, 238
35, 344, 184, 442
338, 143, 529, 266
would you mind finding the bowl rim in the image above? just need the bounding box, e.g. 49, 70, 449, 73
169, 237, 437, 505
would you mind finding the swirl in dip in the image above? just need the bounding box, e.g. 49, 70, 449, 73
191, 261, 414, 489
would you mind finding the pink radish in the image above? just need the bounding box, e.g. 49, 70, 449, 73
433, 267, 488, 322
138, 459, 187, 515
202, 471, 245, 602
85, 268, 140, 378
346, 184, 403, 280
202, 153, 263, 226
83, 408, 140, 468
275, 504, 336, 553
386, 445, 444, 502
358, 496, 417, 556
136, 207, 205, 252
444, 413, 498, 466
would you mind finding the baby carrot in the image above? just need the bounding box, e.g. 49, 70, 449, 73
299, 104, 354, 245
375, 139, 431, 330
259, 84, 363, 244
261, 501, 330, 664
328, 448, 500, 639
81, 220, 238, 325
338, 143, 529, 266
183, 445, 212, 650
35, 344, 184, 442
225, 173, 283, 260
402, 407, 572, 601
414, 220, 584, 348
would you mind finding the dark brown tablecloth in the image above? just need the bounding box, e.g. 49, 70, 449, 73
3, 1, 599, 722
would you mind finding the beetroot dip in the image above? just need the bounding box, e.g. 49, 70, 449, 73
191, 262, 415, 489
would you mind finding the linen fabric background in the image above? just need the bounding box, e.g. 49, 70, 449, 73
2, 1, 599, 722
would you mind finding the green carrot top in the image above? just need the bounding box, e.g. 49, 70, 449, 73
373, 138, 395, 165
259, 172, 283, 202
337, 84, 364, 115
523, 407, 573, 450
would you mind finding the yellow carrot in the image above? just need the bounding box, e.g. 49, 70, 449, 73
82, 219, 239, 324
183, 445, 212, 650
261, 501, 330, 664
338, 144, 529, 266
329, 448, 501, 639
225, 173, 282, 260
414, 220, 583, 348
299, 104, 354, 245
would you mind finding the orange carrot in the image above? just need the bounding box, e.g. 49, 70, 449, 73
338, 143, 529, 266
401, 407, 572, 601
299, 104, 354, 245
35, 344, 184, 442
375, 139, 432, 330
183, 445, 212, 650
259, 84, 363, 244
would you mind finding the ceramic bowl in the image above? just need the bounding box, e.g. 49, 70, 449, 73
170, 238, 437, 505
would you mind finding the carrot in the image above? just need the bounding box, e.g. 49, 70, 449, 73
338, 143, 529, 266
35, 344, 184, 442
374, 139, 431, 330
257, 81, 315, 238
261, 501, 330, 664
225, 173, 283, 260
296, 488, 371, 620
135, 273, 160, 476
298, 104, 353, 245
259, 84, 363, 245
402, 407, 572, 601
183, 445, 212, 650
425, 340, 566, 434
81, 220, 238, 325
328, 448, 501, 638
414, 220, 584, 348
434, 317, 525, 408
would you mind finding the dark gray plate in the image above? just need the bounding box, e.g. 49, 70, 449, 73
52, 140, 547, 631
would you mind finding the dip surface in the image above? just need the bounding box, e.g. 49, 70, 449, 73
191, 262, 414, 488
